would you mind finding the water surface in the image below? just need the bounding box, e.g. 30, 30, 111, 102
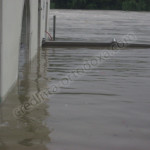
49, 10, 150, 44
0, 10, 150, 150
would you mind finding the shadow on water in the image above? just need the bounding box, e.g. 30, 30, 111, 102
0, 49, 51, 150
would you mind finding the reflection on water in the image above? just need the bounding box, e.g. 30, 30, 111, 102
0, 49, 51, 150
18, 45, 30, 104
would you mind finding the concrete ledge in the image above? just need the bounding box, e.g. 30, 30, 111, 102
42, 41, 150, 48
43, 41, 111, 47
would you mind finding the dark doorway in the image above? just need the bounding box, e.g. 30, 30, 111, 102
18, 0, 30, 101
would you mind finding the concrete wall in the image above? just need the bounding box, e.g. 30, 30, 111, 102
0, 0, 50, 101
40, 0, 50, 42
0, 0, 2, 102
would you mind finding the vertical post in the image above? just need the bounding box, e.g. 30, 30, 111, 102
38, 0, 41, 48
45, 2, 48, 33
53, 15, 56, 41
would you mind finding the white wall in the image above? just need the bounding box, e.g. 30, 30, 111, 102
30, 0, 38, 59
0, 0, 50, 101
0, 0, 2, 102
1, 0, 23, 101
40, 0, 50, 40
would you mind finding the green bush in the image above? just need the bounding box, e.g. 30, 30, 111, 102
50, 2, 55, 9
86, 3, 97, 9
122, 0, 138, 11
51, 0, 150, 11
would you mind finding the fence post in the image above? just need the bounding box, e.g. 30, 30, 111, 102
53, 15, 56, 41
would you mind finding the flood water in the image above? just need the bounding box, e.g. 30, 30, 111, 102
0, 10, 150, 150
49, 10, 150, 44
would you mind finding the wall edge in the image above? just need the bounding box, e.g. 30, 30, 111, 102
0, 0, 3, 102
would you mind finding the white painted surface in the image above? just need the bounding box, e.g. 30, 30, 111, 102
0, 0, 50, 101
0, 0, 2, 102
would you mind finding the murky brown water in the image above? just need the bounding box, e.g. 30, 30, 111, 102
49, 10, 150, 44
1, 10, 150, 150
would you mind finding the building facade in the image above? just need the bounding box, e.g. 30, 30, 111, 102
0, 0, 50, 102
